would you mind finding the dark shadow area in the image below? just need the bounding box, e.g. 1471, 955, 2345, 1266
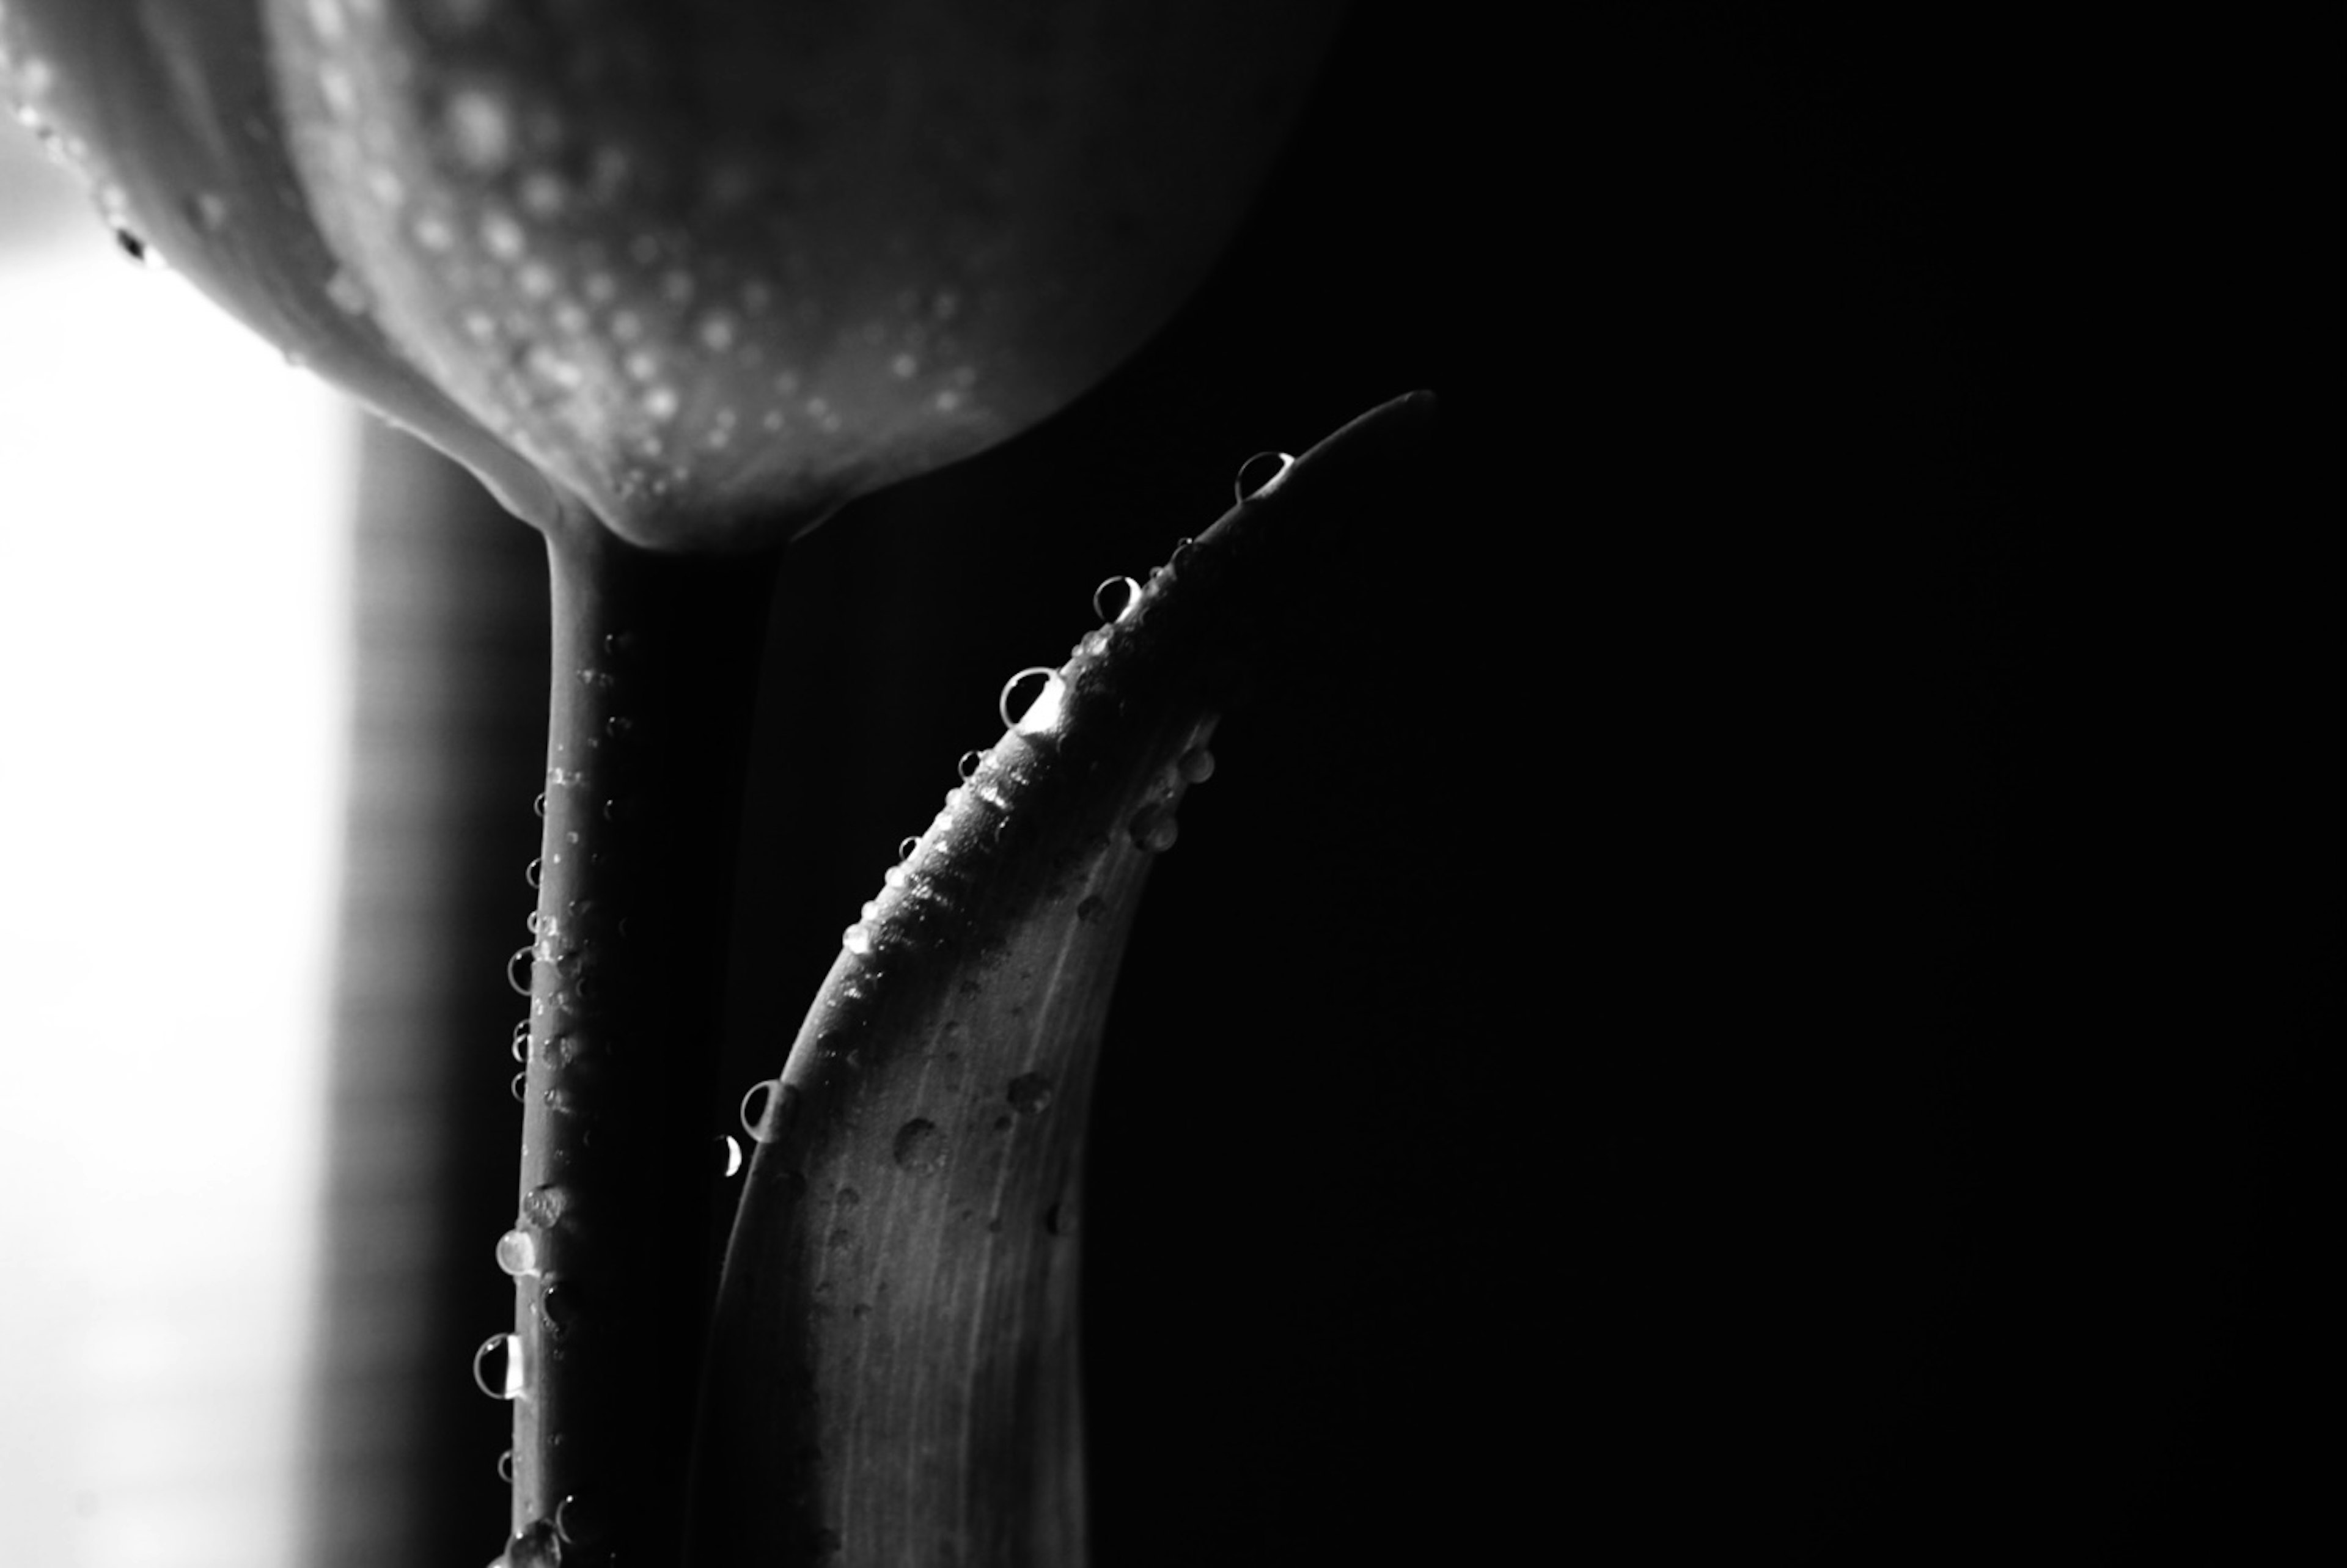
304, 2, 2319, 1562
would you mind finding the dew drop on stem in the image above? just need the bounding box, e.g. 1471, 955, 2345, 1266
957, 749, 983, 782
556, 1492, 609, 1547
494, 1228, 541, 1278
842, 924, 874, 956
497, 1448, 514, 1483
471, 1333, 525, 1400
716, 1134, 743, 1176
509, 1071, 527, 1102
542, 1278, 582, 1341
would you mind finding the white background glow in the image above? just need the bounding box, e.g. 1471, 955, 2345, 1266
1, 144, 351, 1566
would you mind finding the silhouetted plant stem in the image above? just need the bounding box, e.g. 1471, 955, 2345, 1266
499, 516, 782, 1565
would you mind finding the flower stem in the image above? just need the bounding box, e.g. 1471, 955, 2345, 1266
501, 516, 781, 1564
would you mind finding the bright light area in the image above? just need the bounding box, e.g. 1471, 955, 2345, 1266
0, 189, 352, 1562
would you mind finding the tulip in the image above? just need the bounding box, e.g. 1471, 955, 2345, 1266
2, 2, 1399, 1562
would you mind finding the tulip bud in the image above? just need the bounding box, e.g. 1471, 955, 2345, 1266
1, 1, 1344, 549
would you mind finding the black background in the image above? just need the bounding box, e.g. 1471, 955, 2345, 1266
348, 3, 2324, 1562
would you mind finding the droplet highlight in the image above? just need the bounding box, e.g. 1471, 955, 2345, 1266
716, 1134, 744, 1177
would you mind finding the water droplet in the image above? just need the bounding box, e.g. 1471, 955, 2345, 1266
897, 835, 921, 861
891, 1118, 944, 1174
1092, 576, 1142, 622
1168, 537, 1197, 573
741, 1080, 777, 1140
325, 268, 369, 313
524, 856, 543, 888
511, 1019, 532, 1059
1178, 747, 1217, 783
494, 1228, 540, 1277
1235, 450, 1297, 501
881, 865, 908, 890
1129, 805, 1179, 854
520, 1184, 569, 1229
541, 1278, 582, 1340
601, 631, 638, 658
957, 750, 983, 781
842, 924, 873, 957
498, 1448, 515, 1483
555, 1493, 608, 1547
601, 797, 637, 824
472, 1333, 526, 1400
507, 945, 539, 996
604, 714, 634, 740
716, 1134, 743, 1176
1007, 1072, 1054, 1115
510, 1071, 527, 1101
531, 791, 548, 819
501, 1520, 564, 1568
1001, 667, 1067, 735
